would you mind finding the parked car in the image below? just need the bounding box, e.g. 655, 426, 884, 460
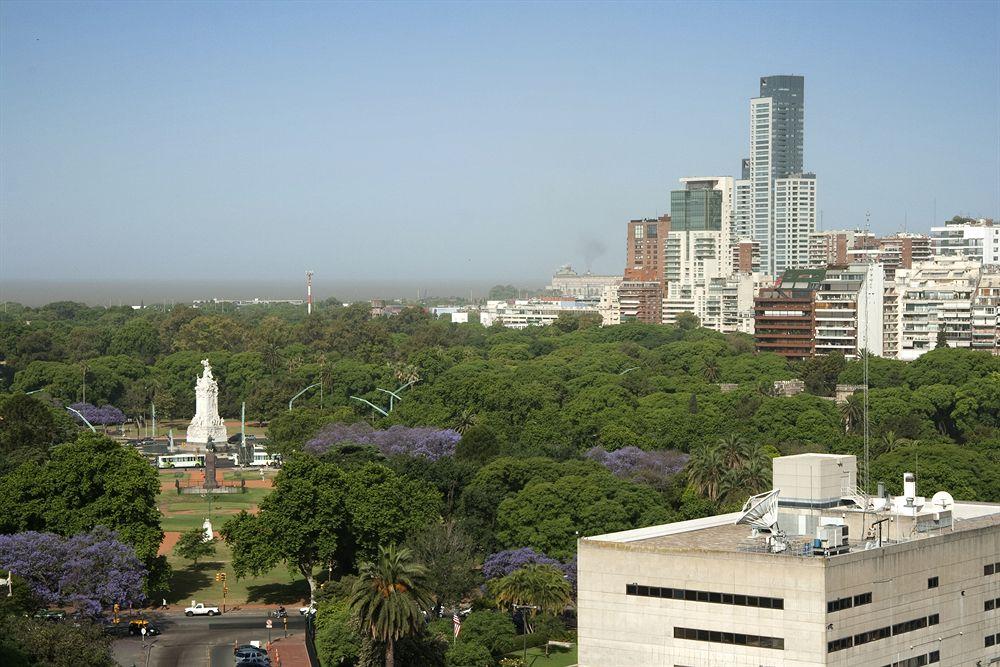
128, 619, 160, 636
298, 603, 316, 616
184, 602, 220, 616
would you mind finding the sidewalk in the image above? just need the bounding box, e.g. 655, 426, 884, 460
268, 632, 311, 667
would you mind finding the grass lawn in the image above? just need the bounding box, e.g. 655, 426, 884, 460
505, 645, 577, 667
157, 487, 270, 532
164, 541, 308, 608
158, 483, 309, 606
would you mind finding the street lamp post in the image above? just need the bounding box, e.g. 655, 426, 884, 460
288, 383, 322, 411
512, 604, 540, 662
375, 388, 403, 412
66, 406, 97, 433
350, 396, 389, 417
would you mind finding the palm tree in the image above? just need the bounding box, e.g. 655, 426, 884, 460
490, 564, 572, 633
686, 445, 726, 502
740, 445, 772, 495
454, 408, 478, 435
703, 359, 720, 383
839, 394, 863, 434
717, 434, 750, 469
350, 545, 433, 667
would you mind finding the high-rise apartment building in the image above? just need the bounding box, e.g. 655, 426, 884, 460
971, 269, 1000, 355
814, 263, 885, 358
895, 257, 981, 360
873, 233, 933, 276
625, 215, 670, 282
748, 75, 816, 275
618, 280, 663, 324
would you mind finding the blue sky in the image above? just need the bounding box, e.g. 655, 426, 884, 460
2, 0, 998, 289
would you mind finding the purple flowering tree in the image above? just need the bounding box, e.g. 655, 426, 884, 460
305, 423, 460, 461
585, 446, 689, 489
483, 547, 577, 599
0, 527, 147, 616
69, 403, 127, 428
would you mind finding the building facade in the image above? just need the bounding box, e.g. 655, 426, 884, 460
626, 215, 670, 282
754, 268, 826, 360
618, 280, 663, 324
547, 265, 622, 302
749, 75, 815, 275
478, 299, 600, 329
894, 257, 981, 360
579, 453, 1000, 667
971, 270, 1000, 355
930, 218, 1000, 265
814, 263, 885, 358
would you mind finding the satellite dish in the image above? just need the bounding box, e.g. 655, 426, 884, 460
737, 489, 781, 534
931, 491, 954, 510
736, 489, 787, 552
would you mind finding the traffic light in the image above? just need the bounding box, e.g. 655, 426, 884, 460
215, 573, 221, 582
220, 572, 227, 582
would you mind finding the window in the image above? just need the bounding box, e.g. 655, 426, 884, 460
633, 225, 644, 239
675, 626, 783, 651
987, 563, 996, 576
625, 584, 783, 610
927, 576, 939, 589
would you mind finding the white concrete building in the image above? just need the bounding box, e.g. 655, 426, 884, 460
579, 453, 1000, 667
814, 263, 885, 358
478, 299, 600, 329
547, 266, 622, 302
931, 218, 1000, 265
894, 257, 982, 360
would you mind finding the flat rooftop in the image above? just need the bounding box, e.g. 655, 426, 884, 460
583, 502, 1000, 558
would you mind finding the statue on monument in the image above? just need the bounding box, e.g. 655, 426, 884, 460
185, 359, 228, 444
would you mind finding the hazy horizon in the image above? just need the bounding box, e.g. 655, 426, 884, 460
0, 275, 566, 308
2, 1, 998, 289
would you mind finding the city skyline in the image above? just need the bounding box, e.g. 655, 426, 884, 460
1, 1, 998, 291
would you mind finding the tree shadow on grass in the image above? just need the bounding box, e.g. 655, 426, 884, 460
166, 561, 219, 604
245, 580, 310, 605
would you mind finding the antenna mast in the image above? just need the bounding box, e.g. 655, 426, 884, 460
862, 211, 871, 494
306, 271, 314, 315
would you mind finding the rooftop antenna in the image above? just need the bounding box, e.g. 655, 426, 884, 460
735, 489, 787, 553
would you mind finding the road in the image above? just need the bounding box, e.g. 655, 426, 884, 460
113, 610, 305, 667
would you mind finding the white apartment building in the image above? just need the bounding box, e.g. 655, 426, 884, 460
773, 174, 818, 272
597, 283, 622, 327
733, 179, 753, 248
547, 265, 622, 302
814, 263, 885, 358
894, 257, 981, 360
478, 299, 600, 329
931, 218, 1000, 265
971, 270, 1000, 355
662, 273, 764, 335
882, 281, 900, 359
579, 453, 1000, 667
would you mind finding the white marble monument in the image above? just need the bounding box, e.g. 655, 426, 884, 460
185, 359, 228, 444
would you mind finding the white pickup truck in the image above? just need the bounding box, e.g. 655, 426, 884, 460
184, 602, 220, 617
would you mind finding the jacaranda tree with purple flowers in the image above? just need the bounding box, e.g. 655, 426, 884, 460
585, 446, 689, 490
68, 402, 126, 427
484, 547, 577, 598
305, 423, 460, 461
0, 527, 147, 616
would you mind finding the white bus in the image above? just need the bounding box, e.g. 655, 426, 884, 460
252, 447, 281, 467
156, 454, 206, 469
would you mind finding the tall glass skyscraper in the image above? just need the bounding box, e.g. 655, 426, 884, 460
748, 75, 815, 275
